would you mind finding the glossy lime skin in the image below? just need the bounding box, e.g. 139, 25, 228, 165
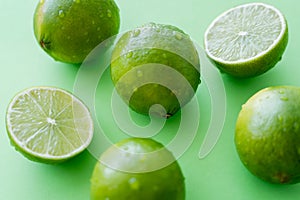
235, 86, 300, 184
111, 23, 200, 118
90, 138, 185, 200
34, 0, 120, 64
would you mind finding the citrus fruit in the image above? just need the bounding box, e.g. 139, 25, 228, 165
204, 3, 288, 78
6, 87, 94, 164
90, 138, 185, 200
235, 86, 300, 184
110, 22, 200, 118
34, 0, 120, 64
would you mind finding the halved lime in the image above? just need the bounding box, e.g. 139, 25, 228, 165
6, 87, 94, 163
204, 3, 288, 78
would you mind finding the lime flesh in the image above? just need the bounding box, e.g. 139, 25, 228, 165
34, 0, 120, 64
204, 3, 288, 78
235, 86, 300, 184
111, 22, 200, 118
90, 138, 185, 200
6, 87, 94, 163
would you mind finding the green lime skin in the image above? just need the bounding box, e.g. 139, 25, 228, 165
235, 86, 300, 184
34, 0, 120, 64
90, 138, 185, 200
110, 22, 200, 118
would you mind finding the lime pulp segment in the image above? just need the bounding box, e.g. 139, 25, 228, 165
6, 87, 93, 163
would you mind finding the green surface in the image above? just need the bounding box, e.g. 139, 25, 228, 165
1, 0, 300, 199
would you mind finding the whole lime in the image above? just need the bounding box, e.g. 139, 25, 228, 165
90, 138, 185, 200
34, 0, 120, 64
110, 22, 200, 118
235, 86, 300, 184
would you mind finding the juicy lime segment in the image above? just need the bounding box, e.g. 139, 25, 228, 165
6, 87, 93, 163
204, 3, 288, 77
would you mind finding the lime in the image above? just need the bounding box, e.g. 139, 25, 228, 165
235, 86, 300, 184
111, 22, 200, 118
6, 87, 94, 164
90, 138, 185, 200
34, 0, 120, 64
204, 3, 288, 78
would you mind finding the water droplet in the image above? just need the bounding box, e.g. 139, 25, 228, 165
73, 0, 80, 3
294, 122, 300, 131
137, 70, 143, 77
175, 32, 183, 40
128, 178, 139, 190
126, 52, 133, 58
277, 115, 283, 122
58, 10, 65, 18
132, 29, 141, 37
107, 9, 112, 18
280, 96, 288, 101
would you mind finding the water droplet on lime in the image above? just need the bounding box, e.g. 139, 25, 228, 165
58, 10, 65, 18
175, 32, 183, 40
126, 52, 133, 58
137, 70, 143, 77
107, 9, 112, 18
133, 29, 141, 37
128, 177, 140, 190
280, 96, 289, 101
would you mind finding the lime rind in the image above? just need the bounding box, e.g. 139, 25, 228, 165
6, 87, 94, 163
204, 2, 288, 77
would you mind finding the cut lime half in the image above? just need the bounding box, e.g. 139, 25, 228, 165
6, 87, 94, 163
204, 3, 288, 78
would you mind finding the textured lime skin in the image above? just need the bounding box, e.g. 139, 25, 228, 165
111, 23, 200, 118
235, 86, 300, 184
34, 0, 120, 64
90, 138, 185, 200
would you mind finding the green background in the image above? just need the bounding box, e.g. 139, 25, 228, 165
1, 0, 300, 199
